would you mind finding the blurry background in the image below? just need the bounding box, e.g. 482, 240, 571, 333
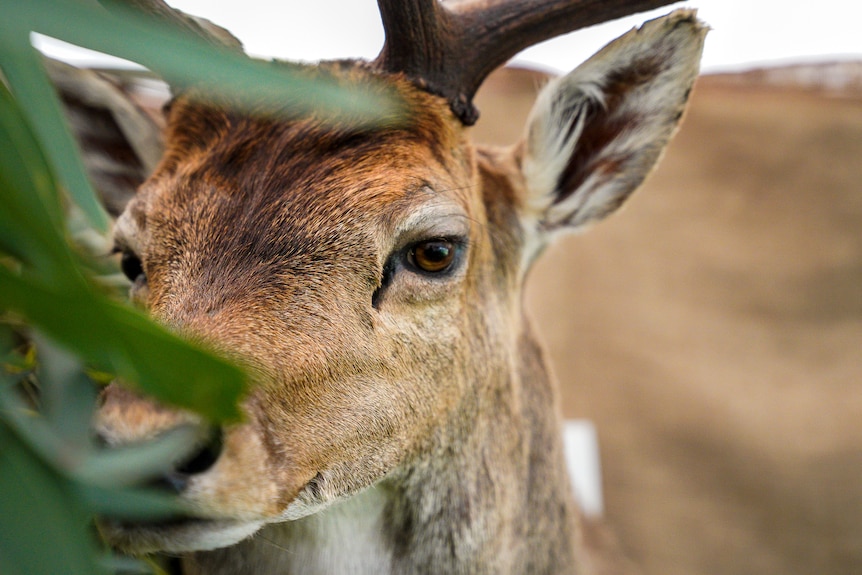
37, 2, 862, 574
474, 64, 862, 575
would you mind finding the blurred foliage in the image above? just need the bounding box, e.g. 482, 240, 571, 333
0, 0, 396, 573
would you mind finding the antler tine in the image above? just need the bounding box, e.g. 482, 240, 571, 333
373, 0, 683, 125
99, 0, 244, 51
374, 0, 453, 83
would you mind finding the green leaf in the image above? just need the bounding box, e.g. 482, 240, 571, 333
7, 0, 402, 127
0, 0, 403, 232
0, 380, 91, 476
35, 336, 99, 448
0, 80, 82, 283
75, 424, 200, 487
0, 420, 107, 575
0, 85, 248, 421
100, 554, 159, 575
0, 25, 110, 232
74, 482, 183, 521
0, 269, 248, 422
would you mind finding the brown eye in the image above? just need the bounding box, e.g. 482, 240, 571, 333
410, 240, 456, 273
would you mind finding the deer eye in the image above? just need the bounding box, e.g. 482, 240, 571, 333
120, 250, 145, 283
408, 239, 458, 274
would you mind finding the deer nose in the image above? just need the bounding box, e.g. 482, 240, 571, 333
148, 426, 224, 494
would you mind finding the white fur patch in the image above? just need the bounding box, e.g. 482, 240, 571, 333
250, 485, 393, 574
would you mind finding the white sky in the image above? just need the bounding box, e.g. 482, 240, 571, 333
38, 1, 862, 74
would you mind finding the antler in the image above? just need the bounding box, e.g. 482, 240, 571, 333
373, 0, 683, 125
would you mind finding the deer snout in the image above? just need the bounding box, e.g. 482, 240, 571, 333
96, 383, 291, 525
146, 426, 224, 493
95, 383, 197, 443
95, 382, 223, 492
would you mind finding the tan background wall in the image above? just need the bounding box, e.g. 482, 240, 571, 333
474, 67, 862, 575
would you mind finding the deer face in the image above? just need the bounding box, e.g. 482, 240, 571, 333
95, 7, 706, 556
99, 71, 513, 551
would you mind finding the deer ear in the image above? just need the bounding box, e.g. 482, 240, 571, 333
520, 10, 706, 241
46, 58, 166, 216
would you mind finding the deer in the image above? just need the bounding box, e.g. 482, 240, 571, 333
91, 1, 706, 573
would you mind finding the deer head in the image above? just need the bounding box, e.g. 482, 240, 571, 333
94, 2, 706, 572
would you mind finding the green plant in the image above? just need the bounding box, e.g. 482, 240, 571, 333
0, 1, 393, 573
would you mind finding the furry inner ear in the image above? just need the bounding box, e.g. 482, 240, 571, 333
520, 10, 707, 239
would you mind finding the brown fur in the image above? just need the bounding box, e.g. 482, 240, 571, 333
96, 11, 706, 574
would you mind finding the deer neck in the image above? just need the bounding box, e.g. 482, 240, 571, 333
183, 316, 581, 575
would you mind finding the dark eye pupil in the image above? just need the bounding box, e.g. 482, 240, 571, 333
412, 240, 455, 273
120, 251, 144, 282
